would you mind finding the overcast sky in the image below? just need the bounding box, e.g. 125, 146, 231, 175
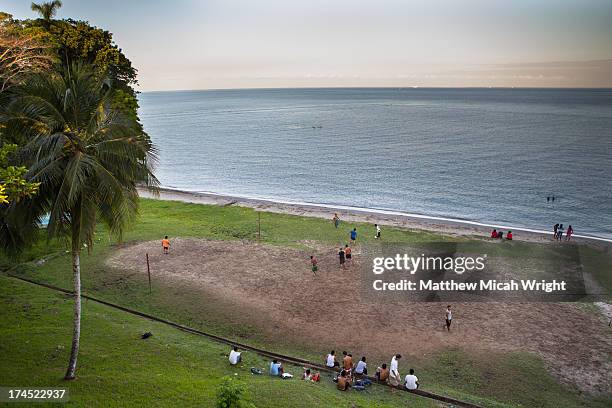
4, 0, 612, 90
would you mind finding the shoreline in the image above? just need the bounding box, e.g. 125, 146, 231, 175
137, 187, 612, 245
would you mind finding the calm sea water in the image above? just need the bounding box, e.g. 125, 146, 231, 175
138, 88, 612, 239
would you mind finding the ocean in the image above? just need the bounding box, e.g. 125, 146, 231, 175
138, 88, 612, 240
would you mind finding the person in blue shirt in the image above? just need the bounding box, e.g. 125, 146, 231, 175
270, 359, 283, 376
350, 228, 357, 243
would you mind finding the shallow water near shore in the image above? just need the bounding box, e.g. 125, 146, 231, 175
138, 88, 612, 239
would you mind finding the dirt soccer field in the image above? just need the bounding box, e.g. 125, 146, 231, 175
108, 238, 611, 395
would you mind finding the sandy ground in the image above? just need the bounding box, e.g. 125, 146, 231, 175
108, 238, 612, 395
138, 187, 611, 247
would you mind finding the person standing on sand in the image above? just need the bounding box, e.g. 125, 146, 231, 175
310, 255, 318, 274
566, 225, 574, 241
553, 224, 559, 240
445, 305, 452, 331
557, 224, 564, 241
338, 247, 346, 268
333, 213, 340, 228
375, 224, 381, 239
344, 244, 352, 262
162, 236, 170, 254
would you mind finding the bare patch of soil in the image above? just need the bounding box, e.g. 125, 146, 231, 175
108, 238, 612, 395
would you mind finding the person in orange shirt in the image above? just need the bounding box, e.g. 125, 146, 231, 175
162, 236, 170, 254
344, 244, 352, 262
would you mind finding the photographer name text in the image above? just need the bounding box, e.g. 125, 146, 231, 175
373, 279, 567, 293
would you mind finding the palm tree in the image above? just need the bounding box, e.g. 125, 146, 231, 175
2, 63, 158, 379
30, 1, 62, 29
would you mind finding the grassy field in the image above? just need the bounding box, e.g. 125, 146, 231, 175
0, 275, 439, 408
1, 198, 611, 407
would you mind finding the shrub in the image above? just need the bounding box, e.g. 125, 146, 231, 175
216, 376, 255, 408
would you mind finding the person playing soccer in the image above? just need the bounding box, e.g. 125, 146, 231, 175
162, 236, 170, 254
332, 213, 340, 228
350, 228, 357, 244
310, 255, 318, 275
374, 224, 381, 239
445, 305, 452, 331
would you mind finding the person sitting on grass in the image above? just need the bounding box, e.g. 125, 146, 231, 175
498, 231, 504, 239
490, 229, 498, 238
404, 368, 419, 390
506, 230, 513, 240
326, 350, 339, 368
337, 370, 351, 391
270, 359, 283, 376
343, 352, 353, 373
375, 363, 389, 383
354, 356, 367, 376
303, 368, 321, 382
228, 346, 242, 365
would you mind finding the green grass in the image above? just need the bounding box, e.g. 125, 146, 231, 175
0, 275, 439, 408
1, 198, 611, 407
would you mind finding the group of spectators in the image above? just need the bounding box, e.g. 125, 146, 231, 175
326, 350, 419, 391
553, 223, 573, 241
490, 229, 512, 240
228, 346, 420, 392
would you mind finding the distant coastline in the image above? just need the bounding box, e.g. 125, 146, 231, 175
138, 187, 612, 245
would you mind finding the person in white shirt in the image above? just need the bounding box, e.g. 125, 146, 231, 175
374, 224, 381, 239
404, 368, 419, 390
354, 356, 367, 376
389, 354, 401, 386
228, 346, 242, 365
445, 305, 452, 331
326, 350, 339, 368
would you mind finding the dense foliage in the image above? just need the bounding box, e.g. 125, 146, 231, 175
0, 2, 157, 381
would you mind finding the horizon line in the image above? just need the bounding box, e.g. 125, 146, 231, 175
138, 85, 612, 93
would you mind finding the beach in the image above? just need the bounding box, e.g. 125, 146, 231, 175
138, 187, 609, 246
138, 88, 612, 241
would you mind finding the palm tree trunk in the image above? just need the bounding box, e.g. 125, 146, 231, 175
64, 218, 81, 380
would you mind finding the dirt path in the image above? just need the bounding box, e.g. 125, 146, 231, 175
108, 238, 612, 395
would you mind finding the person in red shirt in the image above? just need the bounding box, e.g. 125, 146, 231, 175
310, 255, 318, 274
506, 231, 513, 240
491, 229, 498, 238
